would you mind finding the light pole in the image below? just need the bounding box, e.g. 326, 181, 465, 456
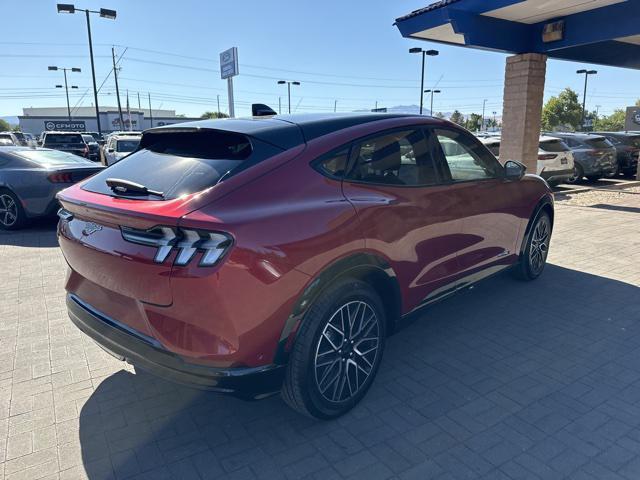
277, 80, 300, 114
409, 48, 439, 115
57, 4, 117, 135
577, 69, 597, 131
48, 66, 81, 121
492, 111, 497, 129
424, 89, 441, 116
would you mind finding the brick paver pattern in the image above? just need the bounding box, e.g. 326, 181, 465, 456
1, 202, 639, 480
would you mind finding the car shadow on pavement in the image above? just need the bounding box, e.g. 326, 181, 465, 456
0, 216, 59, 247
78, 264, 640, 479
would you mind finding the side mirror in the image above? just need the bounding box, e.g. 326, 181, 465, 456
504, 160, 526, 180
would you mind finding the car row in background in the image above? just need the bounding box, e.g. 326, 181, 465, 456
0, 146, 103, 229
478, 131, 639, 184
101, 132, 141, 166
478, 135, 576, 185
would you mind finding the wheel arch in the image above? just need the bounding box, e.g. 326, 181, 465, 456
519, 193, 554, 258
273, 252, 401, 365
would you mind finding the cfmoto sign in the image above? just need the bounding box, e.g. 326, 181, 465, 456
43, 120, 86, 131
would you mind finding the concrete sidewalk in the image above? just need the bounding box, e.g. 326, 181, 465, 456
1, 202, 639, 480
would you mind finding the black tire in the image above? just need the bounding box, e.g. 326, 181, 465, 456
512, 211, 552, 281
282, 277, 386, 419
586, 175, 601, 182
566, 164, 583, 184
0, 189, 26, 230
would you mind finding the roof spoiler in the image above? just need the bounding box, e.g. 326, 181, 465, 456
252, 103, 278, 117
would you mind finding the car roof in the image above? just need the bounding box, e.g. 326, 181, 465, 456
145, 113, 418, 149
592, 131, 639, 136
548, 132, 601, 140
111, 135, 142, 140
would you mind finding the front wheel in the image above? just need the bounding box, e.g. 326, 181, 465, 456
282, 278, 386, 419
512, 211, 552, 281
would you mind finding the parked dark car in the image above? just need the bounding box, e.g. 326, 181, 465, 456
548, 132, 617, 183
57, 113, 553, 418
42, 132, 90, 158
85, 131, 105, 145
0, 147, 103, 229
590, 131, 640, 177
81, 134, 101, 162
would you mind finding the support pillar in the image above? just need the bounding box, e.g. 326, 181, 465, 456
500, 53, 547, 175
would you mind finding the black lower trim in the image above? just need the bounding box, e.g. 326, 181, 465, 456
66, 294, 285, 399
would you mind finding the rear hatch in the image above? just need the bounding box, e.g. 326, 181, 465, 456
538, 138, 572, 172
585, 137, 616, 168
44, 133, 87, 156
58, 127, 285, 309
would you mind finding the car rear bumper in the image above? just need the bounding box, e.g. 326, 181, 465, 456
540, 167, 574, 183
66, 294, 285, 399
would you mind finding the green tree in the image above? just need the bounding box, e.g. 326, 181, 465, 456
465, 113, 483, 131
0, 119, 11, 131
201, 111, 229, 119
541, 88, 582, 131
595, 109, 625, 131
435, 112, 445, 119
635, 99, 640, 107
449, 110, 464, 126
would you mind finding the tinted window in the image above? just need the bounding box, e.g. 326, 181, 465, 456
316, 148, 350, 177
83, 130, 281, 200
435, 129, 502, 181
82, 135, 95, 144
44, 133, 84, 144
586, 137, 612, 149
0, 134, 14, 143
539, 140, 569, 152
14, 149, 92, 166
624, 135, 640, 148
116, 139, 140, 153
348, 129, 437, 186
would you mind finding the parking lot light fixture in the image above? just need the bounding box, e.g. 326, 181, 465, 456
56, 4, 117, 135
410, 48, 439, 115
277, 80, 300, 114
49, 65, 81, 122
424, 89, 441, 115
577, 69, 597, 131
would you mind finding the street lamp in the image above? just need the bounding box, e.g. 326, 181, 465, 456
49, 66, 81, 121
423, 89, 441, 116
277, 80, 300, 114
409, 48, 439, 115
481, 99, 487, 131
577, 69, 597, 130
56, 3, 117, 135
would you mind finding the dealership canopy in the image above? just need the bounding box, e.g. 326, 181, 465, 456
395, 0, 640, 69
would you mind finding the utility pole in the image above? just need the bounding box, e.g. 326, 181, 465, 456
334, 100, 337, 113
126, 89, 131, 131
278, 97, 281, 114
217, 94, 220, 114
481, 99, 487, 131
148, 92, 153, 129
111, 47, 124, 128
85, 10, 101, 134
375, 100, 378, 111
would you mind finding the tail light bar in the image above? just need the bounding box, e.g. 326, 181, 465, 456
48, 172, 73, 183
121, 226, 233, 267
538, 153, 557, 161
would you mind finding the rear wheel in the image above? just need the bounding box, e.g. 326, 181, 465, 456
512, 211, 551, 281
282, 278, 386, 419
566, 164, 583, 184
0, 190, 26, 230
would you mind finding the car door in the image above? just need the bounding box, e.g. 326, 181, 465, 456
430, 127, 528, 286
340, 127, 468, 312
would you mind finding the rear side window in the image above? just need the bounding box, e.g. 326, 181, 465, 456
45, 134, 83, 144
316, 148, 350, 178
539, 140, 569, 152
586, 138, 612, 149
347, 129, 438, 186
82, 129, 282, 200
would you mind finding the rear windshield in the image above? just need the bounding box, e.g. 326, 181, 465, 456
82, 135, 95, 143
0, 134, 14, 142
539, 139, 569, 152
44, 133, 84, 144
116, 139, 140, 152
15, 149, 92, 166
82, 129, 282, 200
586, 137, 612, 149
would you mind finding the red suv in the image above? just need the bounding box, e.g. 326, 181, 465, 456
57, 114, 553, 419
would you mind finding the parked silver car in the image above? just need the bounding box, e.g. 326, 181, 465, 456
548, 133, 617, 183
0, 147, 103, 229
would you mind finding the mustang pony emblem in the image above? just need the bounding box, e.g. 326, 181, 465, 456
82, 222, 103, 236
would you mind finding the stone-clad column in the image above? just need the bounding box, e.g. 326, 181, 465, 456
500, 53, 547, 175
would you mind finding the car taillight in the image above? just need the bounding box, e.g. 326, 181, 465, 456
538, 153, 557, 160
121, 226, 232, 267
83, 145, 89, 157
48, 172, 73, 183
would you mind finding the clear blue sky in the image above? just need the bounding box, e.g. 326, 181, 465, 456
1, 0, 639, 119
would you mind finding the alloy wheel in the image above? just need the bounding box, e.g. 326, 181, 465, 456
529, 216, 550, 275
314, 301, 381, 403
0, 194, 18, 227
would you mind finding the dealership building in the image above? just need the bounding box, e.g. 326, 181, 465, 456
18, 106, 200, 136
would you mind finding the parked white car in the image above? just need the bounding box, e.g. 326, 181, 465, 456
101, 135, 141, 166
479, 135, 575, 185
